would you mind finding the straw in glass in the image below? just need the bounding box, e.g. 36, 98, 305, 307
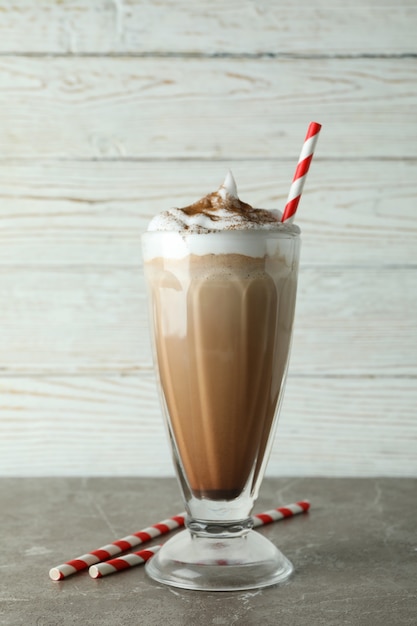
281, 121, 322, 223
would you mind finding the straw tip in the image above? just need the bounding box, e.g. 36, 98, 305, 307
49, 567, 63, 581
306, 122, 322, 139
89, 565, 101, 579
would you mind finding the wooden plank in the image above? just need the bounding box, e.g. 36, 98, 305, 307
0, 374, 171, 476
294, 267, 417, 377
0, 1, 415, 56
0, 267, 151, 374
0, 267, 415, 376
277, 376, 417, 477
0, 159, 416, 267
0, 375, 415, 476
0, 57, 416, 159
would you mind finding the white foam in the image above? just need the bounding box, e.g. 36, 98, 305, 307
147, 207, 287, 234
142, 229, 300, 261
218, 170, 238, 200
143, 172, 300, 259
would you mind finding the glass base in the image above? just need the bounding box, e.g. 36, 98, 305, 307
145, 528, 293, 591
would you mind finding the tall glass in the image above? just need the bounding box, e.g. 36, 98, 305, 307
142, 228, 300, 591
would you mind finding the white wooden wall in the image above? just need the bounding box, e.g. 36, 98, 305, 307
0, 1, 416, 477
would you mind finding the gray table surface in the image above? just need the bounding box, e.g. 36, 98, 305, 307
0, 477, 416, 625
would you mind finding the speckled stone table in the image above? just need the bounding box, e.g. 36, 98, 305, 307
0, 478, 416, 626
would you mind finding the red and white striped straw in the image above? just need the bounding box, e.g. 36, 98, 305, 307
49, 513, 186, 581
281, 121, 322, 223
252, 500, 310, 527
89, 545, 162, 579
86, 500, 310, 579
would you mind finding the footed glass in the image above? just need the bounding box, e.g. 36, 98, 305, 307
142, 229, 300, 591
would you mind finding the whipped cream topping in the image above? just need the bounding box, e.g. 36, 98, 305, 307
143, 172, 300, 260
147, 172, 287, 233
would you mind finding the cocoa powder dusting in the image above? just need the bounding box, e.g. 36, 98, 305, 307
180, 192, 279, 226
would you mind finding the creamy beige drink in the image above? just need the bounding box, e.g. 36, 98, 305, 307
140, 121, 323, 589
143, 173, 300, 504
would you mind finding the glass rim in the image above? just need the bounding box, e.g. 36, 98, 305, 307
142, 227, 300, 241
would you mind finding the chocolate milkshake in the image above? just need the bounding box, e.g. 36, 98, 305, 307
142, 173, 300, 505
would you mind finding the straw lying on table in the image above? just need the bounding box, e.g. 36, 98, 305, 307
49, 500, 309, 581
89, 546, 162, 579
88, 500, 310, 579
252, 500, 310, 527
49, 513, 186, 581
